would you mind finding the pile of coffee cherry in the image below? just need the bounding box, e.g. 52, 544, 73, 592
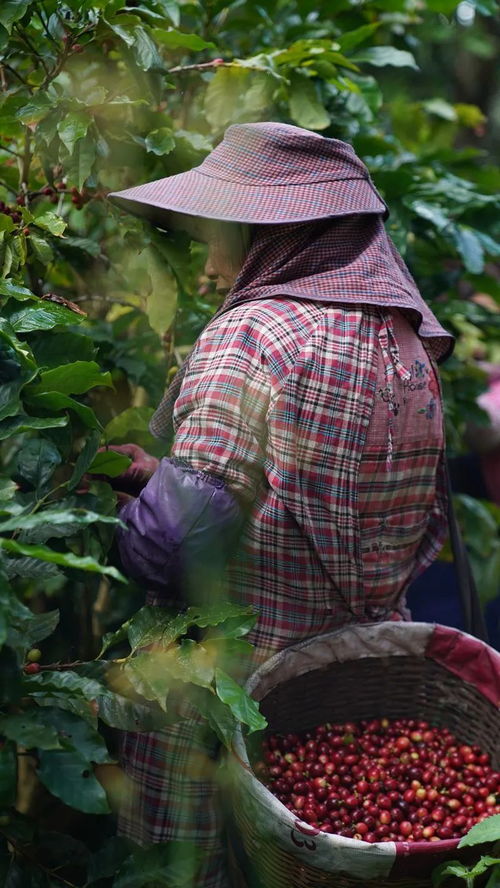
255, 718, 500, 843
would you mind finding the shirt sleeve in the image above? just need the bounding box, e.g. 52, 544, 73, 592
170, 306, 271, 502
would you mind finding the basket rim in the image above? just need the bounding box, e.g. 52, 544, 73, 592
232, 621, 500, 869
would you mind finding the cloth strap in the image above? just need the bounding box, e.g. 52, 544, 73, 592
445, 461, 489, 642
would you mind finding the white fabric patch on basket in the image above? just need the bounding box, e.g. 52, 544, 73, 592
229, 753, 397, 879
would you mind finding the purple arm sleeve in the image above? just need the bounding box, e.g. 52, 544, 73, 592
115, 457, 244, 604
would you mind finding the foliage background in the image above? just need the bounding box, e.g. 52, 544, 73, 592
0, 0, 500, 884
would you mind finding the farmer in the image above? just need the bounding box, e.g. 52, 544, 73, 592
108, 122, 453, 886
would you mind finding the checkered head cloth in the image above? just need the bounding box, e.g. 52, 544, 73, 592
108, 122, 388, 224
149, 211, 453, 439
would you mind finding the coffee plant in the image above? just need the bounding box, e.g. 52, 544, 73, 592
1, 0, 500, 884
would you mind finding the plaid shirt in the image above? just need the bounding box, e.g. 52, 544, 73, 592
119, 299, 447, 878
171, 299, 446, 658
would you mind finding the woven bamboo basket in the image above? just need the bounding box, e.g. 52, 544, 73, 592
229, 622, 500, 888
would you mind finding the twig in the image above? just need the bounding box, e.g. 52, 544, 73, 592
36, 659, 87, 671
0, 835, 80, 888
2, 63, 32, 89
0, 143, 23, 160
0, 65, 7, 91
167, 60, 228, 74
35, 8, 60, 47
14, 24, 50, 75
0, 179, 18, 196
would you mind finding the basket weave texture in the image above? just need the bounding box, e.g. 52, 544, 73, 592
230, 623, 500, 888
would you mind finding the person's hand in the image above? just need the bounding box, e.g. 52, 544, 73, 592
98, 444, 159, 496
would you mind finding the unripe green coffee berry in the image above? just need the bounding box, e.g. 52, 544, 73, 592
27, 648, 42, 662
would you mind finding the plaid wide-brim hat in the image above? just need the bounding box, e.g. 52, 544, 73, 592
108, 122, 388, 225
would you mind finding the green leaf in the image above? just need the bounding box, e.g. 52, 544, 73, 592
125, 602, 256, 652
337, 23, 381, 52
63, 133, 96, 191
204, 66, 250, 131
38, 707, 113, 763
422, 98, 458, 122
0, 538, 126, 582
215, 668, 267, 734
57, 111, 91, 154
458, 814, 500, 847
0, 214, 14, 233
25, 392, 101, 429
29, 233, 53, 264
67, 429, 101, 491
31, 331, 96, 369
114, 841, 201, 888
156, 0, 181, 26
288, 73, 330, 130
132, 26, 165, 72
145, 127, 176, 156
407, 200, 451, 231
0, 507, 121, 535
0, 713, 62, 750
24, 670, 104, 702
32, 361, 113, 396
104, 406, 154, 442
94, 691, 171, 732
467, 859, 500, 880
452, 226, 485, 274
86, 449, 132, 477
0, 414, 68, 440
33, 212, 66, 238
191, 685, 238, 748
352, 46, 419, 70
432, 861, 468, 886
87, 837, 133, 884
7, 301, 83, 332
152, 28, 215, 50
0, 0, 30, 31
0, 319, 38, 420
0, 280, 33, 301
61, 236, 101, 258
15, 437, 62, 490
486, 864, 500, 888
0, 743, 16, 807
16, 93, 52, 124
7, 599, 59, 651
99, 621, 130, 657
37, 749, 111, 814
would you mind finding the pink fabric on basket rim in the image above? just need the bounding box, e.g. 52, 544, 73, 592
426, 624, 500, 708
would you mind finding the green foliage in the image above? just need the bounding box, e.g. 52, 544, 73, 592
431, 815, 500, 886
0, 0, 499, 883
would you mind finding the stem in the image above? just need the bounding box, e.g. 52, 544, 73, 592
36, 660, 87, 671
35, 8, 60, 47
167, 60, 229, 73
2, 63, 32, 89
14, 25, 50, 75
0, 179, 18, 196
0, 144, 23, 160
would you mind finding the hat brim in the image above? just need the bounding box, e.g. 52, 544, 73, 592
108, 168, 388, 226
